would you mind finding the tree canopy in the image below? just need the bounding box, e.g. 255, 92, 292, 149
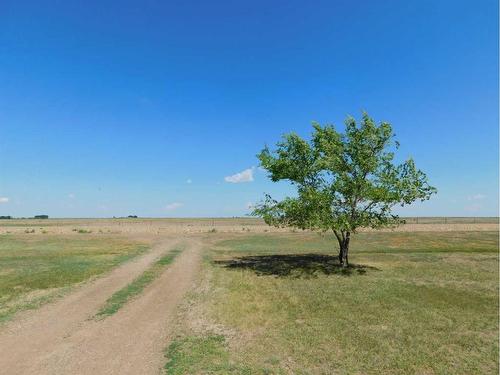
253, 113, 436, 266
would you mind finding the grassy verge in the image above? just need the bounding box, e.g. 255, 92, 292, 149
165, 335, 255, 374
96, 246, 184, 317
0, 234, 149, 323
165, 231, 499, 374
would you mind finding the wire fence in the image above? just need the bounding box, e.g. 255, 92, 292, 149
204, 217, 499, 226
1, 217, 497, 227
400, 217, 499, 224
174, 217, 499, 226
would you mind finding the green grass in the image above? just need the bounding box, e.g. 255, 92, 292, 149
0, 234, 149, 323
219, 231, 499, 255
96, 247, 184, 317
164, 335, 254, 374
165, 231, 499, 374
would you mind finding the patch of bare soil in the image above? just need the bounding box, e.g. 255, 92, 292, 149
0, 236, 202, 375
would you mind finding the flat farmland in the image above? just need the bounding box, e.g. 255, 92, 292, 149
0, 219, 497, 374
0, 217, 498, 235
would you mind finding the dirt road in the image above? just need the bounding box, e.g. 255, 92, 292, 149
0, 236, 202, 374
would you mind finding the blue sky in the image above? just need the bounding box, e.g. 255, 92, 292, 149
0, 0, 498, 218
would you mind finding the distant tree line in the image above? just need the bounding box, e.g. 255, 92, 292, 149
0, 215, 49, 219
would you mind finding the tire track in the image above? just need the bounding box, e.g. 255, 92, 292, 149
0, 236, 201, 374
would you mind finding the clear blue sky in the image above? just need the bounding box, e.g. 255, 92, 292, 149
1, 0, 498, 218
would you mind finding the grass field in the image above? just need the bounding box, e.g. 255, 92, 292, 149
0, 234, 148, 323
166, 231, 499, 374
0, 221, 497, 374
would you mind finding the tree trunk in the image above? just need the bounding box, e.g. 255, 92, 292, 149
338, 232, 350, 268
338, 245, 345, 267
333, 230, 351, 268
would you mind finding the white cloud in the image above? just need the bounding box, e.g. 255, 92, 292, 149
468, 194, 486, 201
0, 197, 9, 203
225, 168, 254, 183
165, 202, 183, 211
246, 202, 254, 209
68, 193, 75, 199
186, 179, 192, 184
465, 204, 482, 212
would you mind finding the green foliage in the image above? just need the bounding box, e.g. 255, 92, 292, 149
253, 112, 436, 233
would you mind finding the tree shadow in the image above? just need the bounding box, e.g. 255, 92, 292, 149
214, 253, 380, 278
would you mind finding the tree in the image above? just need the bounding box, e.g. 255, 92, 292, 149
252, 113, 436, 267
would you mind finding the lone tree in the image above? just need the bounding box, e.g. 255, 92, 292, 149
253, 113, 436, 267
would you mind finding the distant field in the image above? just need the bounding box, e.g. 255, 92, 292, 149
0, 217, 498, 226
401, 217, 498, 224
0, 217, 497, 235
167, 231, 499, 374
0, 235, 148, 323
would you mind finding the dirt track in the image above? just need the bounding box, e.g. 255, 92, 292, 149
0, 236, 202, 375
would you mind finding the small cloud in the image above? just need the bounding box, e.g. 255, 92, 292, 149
246, 202, 254, 209
468, 194, 486, 201
186, 179, 192, 184
165, 202, 183, 211
225, 168, 254, 183
0, 197, 9, 203
465, 204, 482, 212
68, 193, 75, 199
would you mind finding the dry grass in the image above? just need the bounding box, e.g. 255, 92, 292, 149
0, 218, 497, 236
0, 234, 149, 323
166, 231, 499, 374
0, 220, 497, 373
